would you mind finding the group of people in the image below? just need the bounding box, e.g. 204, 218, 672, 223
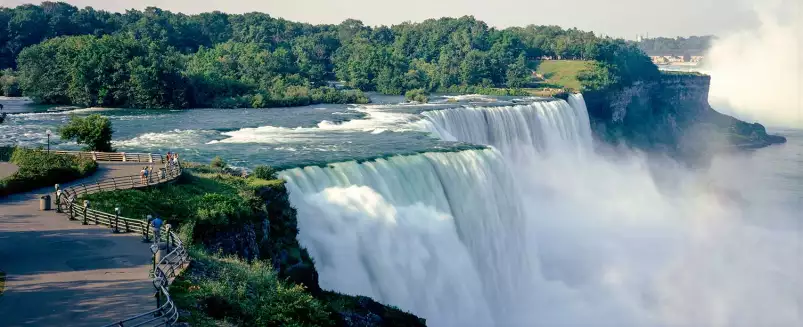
139, 166, 155, 184
165, 151, 180, 168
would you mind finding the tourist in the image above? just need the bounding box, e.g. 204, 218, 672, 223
140, 166, 147, 185
151, 216, 163, 243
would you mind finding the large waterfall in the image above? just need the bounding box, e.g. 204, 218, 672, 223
280, 95, 802, 326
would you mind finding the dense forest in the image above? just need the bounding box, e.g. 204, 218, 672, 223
0, 2, 658, 108
635, 36, 715, 56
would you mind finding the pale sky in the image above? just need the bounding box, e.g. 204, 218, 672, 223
0, 0, 789, 38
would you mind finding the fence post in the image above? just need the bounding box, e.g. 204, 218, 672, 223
54, 184, 61, 213
92, 152, 97, 161
69, 198, 75, 220
82, 200, 89, 225
166, 224, 172, 253
124, 219, 129, 233
121, 152, 126, 162
143, 215, 152, 242
112, 177, 117, 190
113, 207, 120, 233
83, 184, 88, 194
130, 175, 134, 188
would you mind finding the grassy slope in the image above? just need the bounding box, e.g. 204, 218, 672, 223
531, 60, 595, 91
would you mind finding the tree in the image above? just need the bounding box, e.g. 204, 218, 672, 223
60, 114, 114, 152
505, 55, 530, 88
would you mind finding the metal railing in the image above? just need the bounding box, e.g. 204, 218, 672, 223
52, 150, 166, 163
100, 230, 188, 327
54, 162, 188, 326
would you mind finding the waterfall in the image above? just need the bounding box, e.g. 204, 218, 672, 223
418, 94, 593, 159
280, 149, 535, 326
281, 94, 802, 326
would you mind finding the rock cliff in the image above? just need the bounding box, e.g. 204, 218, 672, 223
583, 73, 786, 160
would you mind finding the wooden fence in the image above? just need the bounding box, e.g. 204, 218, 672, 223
52, 150, 165, 164
54, 162, 187, 326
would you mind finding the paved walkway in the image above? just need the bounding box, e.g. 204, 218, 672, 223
0, 163, 157, 327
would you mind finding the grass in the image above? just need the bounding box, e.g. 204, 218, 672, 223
0, 147, 97, 196
532, 60, 595, 91
79, 168, 273, 244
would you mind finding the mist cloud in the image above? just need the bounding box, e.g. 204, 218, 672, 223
704, 9, 803, 129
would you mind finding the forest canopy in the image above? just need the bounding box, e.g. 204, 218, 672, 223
2, 2, 659, 108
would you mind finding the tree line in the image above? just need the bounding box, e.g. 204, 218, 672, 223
1, 2, 659, 108
636, 36, 715, 57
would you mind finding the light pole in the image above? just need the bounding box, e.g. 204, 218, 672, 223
46, 129, 52, 153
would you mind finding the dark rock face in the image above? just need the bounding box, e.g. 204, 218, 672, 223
202, 223, 260, 262
584, 74, 786, 160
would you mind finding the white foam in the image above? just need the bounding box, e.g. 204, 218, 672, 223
213, 107, 422, 144
115, 129, 218, 148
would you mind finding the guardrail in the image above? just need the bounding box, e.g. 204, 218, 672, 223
99, 230, 188, 327
52, 150, 166, 164
54, 162, 188, 326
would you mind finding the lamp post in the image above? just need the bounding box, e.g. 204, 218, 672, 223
45, 129, 52, 153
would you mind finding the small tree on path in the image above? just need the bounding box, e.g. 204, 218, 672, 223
60, 114, 114, 152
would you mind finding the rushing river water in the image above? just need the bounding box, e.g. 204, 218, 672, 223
0, 95, 512, 168
1, 94, 801, 326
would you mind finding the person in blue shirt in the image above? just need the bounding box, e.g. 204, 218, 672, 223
152, 216, 163, 243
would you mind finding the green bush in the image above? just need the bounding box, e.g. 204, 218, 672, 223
253, 165, 278, 180
0, 148, 97, 196
210, 156, 226, 169
404, 88, 429, 103
60, 114, 114, 152
171, 249, 334, 326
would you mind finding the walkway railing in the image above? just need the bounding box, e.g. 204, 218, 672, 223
54, 162, 188, 326
53, 150, 165, 164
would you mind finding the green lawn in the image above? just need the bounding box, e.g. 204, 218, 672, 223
531, 60, 595, 91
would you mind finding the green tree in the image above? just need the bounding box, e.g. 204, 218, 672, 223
505, 55, 530, 88
60, 114, 114, 152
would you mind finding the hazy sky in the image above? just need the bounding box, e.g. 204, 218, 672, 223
0, 0, 785, 38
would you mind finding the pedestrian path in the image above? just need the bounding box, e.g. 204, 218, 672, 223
0, 163, 156, 327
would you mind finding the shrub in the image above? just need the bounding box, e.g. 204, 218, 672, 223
60, 114, 114, 152
253, 165, 277, 180
0, 147, 97, 196
170, 250, 334, 326
405, 88, 429, 103
210, 156, 226, 169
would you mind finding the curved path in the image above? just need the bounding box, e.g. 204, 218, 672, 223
0, 163, 156, 327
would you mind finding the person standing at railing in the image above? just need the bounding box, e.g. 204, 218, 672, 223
152, 216, 163, 243
140, 166, 147, 185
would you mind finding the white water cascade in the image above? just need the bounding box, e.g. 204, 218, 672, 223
418, 95, 593, 160
281, 94, 802, 326
280, 150, 534, 326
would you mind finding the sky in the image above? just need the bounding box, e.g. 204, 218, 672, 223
0, 0, 781, 39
